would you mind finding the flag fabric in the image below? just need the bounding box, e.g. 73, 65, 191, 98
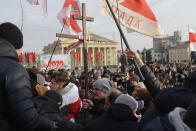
26, 0, 47, 17
39, 0, 48, 17
60, 82, 82, 122
189, 28, 196, 52
57, 0, 82, 34
26, 0, 39, 5
66, 40, 83, 54
100, 0, 166, 38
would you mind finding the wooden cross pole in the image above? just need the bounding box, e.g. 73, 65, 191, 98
78, 3, 94, 98
56, 3, 94, 99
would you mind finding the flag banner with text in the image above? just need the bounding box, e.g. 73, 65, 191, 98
40, 54, 71, 70
100, 0, 166, 38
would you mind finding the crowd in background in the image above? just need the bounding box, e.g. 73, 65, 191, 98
0, 22, 196, 131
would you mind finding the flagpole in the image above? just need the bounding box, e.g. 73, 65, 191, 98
105, 0, 145, 81
188, 25, 193, 73
116, 0, 124, 54
46, 24, 65, 71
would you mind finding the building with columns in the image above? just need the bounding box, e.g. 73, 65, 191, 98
43, 33, 118, 68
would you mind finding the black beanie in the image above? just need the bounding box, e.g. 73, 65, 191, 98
184, 99, 196, 129
0, 22, 23, 49
44, 90, 63, 106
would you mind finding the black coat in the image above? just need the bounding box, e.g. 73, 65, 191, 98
140, 65, 162, 98
0, 38, 51, 131
84, 104, 138, 131
33, 96, 84, 131
89, 99, 105, 120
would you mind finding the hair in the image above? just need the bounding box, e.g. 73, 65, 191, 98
134, 88, 153, 109
108, 88, 123, 105
52, 72, 69, 85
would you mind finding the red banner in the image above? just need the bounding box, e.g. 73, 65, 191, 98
95, 52, 102, 61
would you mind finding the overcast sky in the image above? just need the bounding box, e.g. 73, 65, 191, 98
0, 0, 196, 53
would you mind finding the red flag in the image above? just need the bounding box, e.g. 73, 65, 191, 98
57, 0, 82, 34
101, 0, 166, 38
189, 28, 196, 52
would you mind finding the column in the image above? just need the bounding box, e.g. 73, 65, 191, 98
92, 47, 95, 67
80, 47, 83, 67
104, 48, 106, 66
98, 47, 100, 66
88, 47, 90, 67
61, 46, 64, 54
115, 48, 117, 65
110, 48, 112, 65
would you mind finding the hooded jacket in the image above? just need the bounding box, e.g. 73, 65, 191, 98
0, 38, 51, 131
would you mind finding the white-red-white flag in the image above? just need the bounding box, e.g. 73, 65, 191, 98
57, 0, 82, 34
189, 28, 196, 52
66, 41, 83, 54
26, 0, 47, 17
100, 0, 166, 38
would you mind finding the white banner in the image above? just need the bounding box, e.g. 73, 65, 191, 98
100, 0, 166, 38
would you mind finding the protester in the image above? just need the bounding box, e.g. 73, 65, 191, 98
50, 71, 82, 122
0, 22, 54, 131
127, 75, 140, 95
83, 78, 113, 120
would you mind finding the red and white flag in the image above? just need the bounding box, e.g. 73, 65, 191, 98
100, 0, 166, 38
26, 0, 47, 17
189, 28, 196, 52
57, 0, 82, 34
66, 40, 83, 54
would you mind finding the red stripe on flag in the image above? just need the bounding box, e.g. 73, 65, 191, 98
66, 41, 82, 53
120, 0, 157, 21
189, 32, 196, 43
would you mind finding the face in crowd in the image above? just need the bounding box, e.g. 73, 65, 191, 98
130, 79, 138, 87
92, 85, 107, 100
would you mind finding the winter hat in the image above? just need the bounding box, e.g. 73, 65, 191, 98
44, 90, 63, 106
184, 99, 196, 129
37, 74, 45, 86
93, 78, 113, 93
130, 75, 140, 83
0, 22, 23, 49
115, 94, 138, 111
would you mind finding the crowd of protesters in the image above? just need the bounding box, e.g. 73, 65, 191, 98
0, 22, 196, 131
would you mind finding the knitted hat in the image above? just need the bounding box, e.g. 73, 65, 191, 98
93, 78, 113, 93
44, 90, 63, 106
184, 99, 196, 129
115, 94, 138, 111
130, 75, 140, 83
0, 22, 23, 49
